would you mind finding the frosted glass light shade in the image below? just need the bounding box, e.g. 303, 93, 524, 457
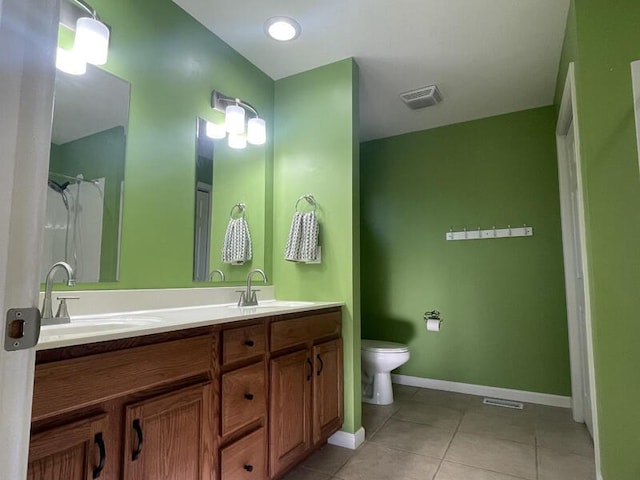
75, 17, 110, 65
228, 133, 247, 149
247, 118, 266, 145
225, 105, 245, 134
206, 121, 226, 139
56, 48, 87, 75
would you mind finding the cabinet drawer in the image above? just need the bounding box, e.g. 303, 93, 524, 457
270, 310, 341, 352
221, 362, 265, 436
32, 336, 212, 421
221, 427, 266, 480
223, 324, 265, 365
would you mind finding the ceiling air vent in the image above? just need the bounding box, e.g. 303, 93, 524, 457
400, 85, 442, 110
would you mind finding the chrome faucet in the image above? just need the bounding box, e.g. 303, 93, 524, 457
41, 261, 76, 325
238, 269, 267, 307
209, 269, 225, 282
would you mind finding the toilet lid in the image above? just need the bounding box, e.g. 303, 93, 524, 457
361, 339, 409, 353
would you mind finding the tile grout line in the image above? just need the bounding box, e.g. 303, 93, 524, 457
431, 401, 467, 479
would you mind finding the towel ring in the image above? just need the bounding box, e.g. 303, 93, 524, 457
295, 194, 317, 213
229, 203, 246, 219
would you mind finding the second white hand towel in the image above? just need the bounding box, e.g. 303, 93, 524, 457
285, 211, 318, 262
222, 217, 252, 264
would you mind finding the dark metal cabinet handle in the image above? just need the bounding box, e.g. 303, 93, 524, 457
306, 358, 313, 381
92, 432, 106, 479
244, 464, 254, 472
132, 419, 143, 461
316, 354, 324, 376
244, 339, 255, 347
244, 393, 254, 400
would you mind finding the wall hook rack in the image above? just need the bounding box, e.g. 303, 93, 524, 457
445, 224, 533, 241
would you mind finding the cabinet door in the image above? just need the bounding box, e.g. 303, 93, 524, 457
269, 349, 312, 477
312, 339, 343, 445
122, 382, 213, 480
28, 414, 108, 480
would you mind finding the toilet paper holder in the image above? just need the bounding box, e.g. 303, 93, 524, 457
424, 310, 443, 332
424, 310, 441, 321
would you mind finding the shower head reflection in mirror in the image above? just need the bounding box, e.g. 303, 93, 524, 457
42, 62, 130, 284
193, 117, 267, 284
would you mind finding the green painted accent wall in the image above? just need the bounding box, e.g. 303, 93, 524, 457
50, 126, 126, 281
210, 141, 267, 282
361, 107, 570, 395
273, 59, 361, 433
557, 1, 640, 478
56, 0, 274, 290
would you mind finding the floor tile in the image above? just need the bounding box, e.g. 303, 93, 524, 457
393, 384, 418, 402
301, 445, 355, 475
444, 432, 536, 480
435, 461, 529, 480
392, 400, 463, 431
458, 411, 535, 445
362, 409, 393, 438
534, 404, 574, 424
411, 388, 476, 411
535, 421, 594, 457
538, 447, 596, 480
335, 442, 440, 480
369, 418, 454, 458
283, 466, 333, 480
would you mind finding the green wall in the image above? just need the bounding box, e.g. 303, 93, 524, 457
273, 59, 361, 433
50, 127, 126, 282
557, 1, 640, 478
59, 0, 274, 289
361, 107, 570, 395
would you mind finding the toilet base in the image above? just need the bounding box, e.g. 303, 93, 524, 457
362, 372, 394, 405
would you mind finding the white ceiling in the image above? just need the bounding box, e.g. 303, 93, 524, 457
52, 64, 130, 145
173, 0, 569, 142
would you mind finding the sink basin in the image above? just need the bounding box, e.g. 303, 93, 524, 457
228, 300, 316, 311
40, 317, 162, 338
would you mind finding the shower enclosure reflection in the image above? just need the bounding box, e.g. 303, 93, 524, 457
42, 63, 130, 283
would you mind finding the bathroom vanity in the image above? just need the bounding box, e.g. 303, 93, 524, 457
28, 303, 343, 480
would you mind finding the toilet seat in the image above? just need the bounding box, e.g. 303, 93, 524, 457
361, 339, 409, 353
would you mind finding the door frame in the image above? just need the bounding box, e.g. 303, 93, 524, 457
0, 0, 59, 477
555, 62, 601, 473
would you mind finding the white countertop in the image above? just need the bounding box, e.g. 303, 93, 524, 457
37, 300, 343, 351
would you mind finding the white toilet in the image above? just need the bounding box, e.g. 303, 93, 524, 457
361, 339, 410, 405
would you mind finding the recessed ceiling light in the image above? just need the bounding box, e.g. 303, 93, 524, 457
264, 16, 301, 42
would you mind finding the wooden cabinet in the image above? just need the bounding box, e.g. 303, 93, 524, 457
31, 307, 342, 480
122, 383, 213, 480
312, 339, 343, 445
269, 310, 343, 478
28, 414, 107, 480
269, 350, 313, 475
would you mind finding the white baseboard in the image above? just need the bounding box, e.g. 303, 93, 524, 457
328, 427, 365, 450
392, 374, 572, 408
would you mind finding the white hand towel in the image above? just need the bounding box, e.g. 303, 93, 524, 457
222, 217, 252, 264
285, 212, 319, 262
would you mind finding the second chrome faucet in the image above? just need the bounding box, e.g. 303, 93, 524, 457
237, 269, 267, 307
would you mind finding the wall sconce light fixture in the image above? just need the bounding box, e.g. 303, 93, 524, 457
208, 90, 267, 149
56, 0, 110, 75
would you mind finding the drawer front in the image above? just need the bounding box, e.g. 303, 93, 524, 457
32, 336, 212, 421
270, 310, 341, 352
221, 362, 266, 436
221, 427, 266, 480
223, 324, 265, 365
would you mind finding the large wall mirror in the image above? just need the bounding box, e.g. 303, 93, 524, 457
193, 117, 266, 283
41, 64, 130, 283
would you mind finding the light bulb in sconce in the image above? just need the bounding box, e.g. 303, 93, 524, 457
247, 117, 266, 145
74, 17, 110, 65
206, 121, 226, 139
225, 104, 245, 134
56, 48, 87, 75
228, 133, 247, 149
